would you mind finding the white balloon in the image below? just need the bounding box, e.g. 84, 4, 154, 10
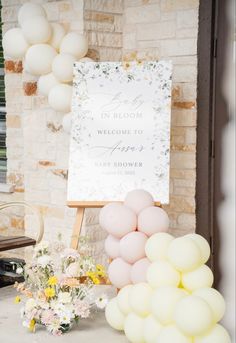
147, 260, 181, 288
25, 44, 57, 76
194, 324, 231, 343
38, 73, 59, 96
62, 112, 72, 134
181, 264, 214, 292
48, 84, 72, 112
151, 287, 187, 325
52, 53, 76, 82
2, 28, 29, 60
145, 233, 174, 262
49, 23, 66, 51
105, 297, 125, 331
186, 234, 211, 264
124, 313, 145, 343
117, 284, 133, 316
158, 325, 192, 343
60, 32, 88, 59
18, 2, 46, 26
22, 16, 51, 45
143, 315, 162, 343
129, 283, 153, 317
79, 57, 94, 62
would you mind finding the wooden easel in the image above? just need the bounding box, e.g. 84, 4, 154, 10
68, 201, 162, 250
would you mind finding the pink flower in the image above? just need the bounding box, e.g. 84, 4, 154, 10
41, 309, 55, 325
74, 300, 90, 319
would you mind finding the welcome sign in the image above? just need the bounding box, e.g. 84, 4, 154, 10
67, 61, 172, 204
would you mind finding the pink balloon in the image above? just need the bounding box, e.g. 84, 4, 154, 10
99, 203, 137, 238
138, 206, 169, 236
108, 258, 132, 289
131, 258, 151, 284
124, 189, 154, 214
105, 234, 120, 259
119, 231, 148, 264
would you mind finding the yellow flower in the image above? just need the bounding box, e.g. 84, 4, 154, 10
96, 264, 106, 277
44, 287, 55, 298
92, 277, 100, 285
29, 319, 36, 332
48, 276, 58, 286
14, 296, 21, 304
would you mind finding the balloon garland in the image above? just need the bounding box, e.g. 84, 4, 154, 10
100, 189, 231, 343
2, 2, 93, 133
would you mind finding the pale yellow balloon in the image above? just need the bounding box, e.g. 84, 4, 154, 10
147, 260, 181, 288
181, 265, 214, 292
48, 84, 72, 112
193, 288, 226, 323
18, 3, 46, 26
38, 73, 59, 96
49, 23, 66, 51
22, 16, 51, 45
186, 234, 211, 264
105, 297, 125, 331
168, 237, 202, 272
145, 233, 174, 262
25, 44, 57, 76
151, 286, 187, 325
143, 315, 162, 343
52, 53, 77, 82
174, 295, 214, 336
194, 324, 231, 343
157, 325, 193, 343
2, 28, 29, 60
79, 57, 94, 62
117, 284, 133, 316
124, 313, 145, 343
60, 32, 88, 59
129, 283, 153, 317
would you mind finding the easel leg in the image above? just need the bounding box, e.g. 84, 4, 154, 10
70, 208, 85, 249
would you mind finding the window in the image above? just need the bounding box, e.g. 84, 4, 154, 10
0, 5, 6, 184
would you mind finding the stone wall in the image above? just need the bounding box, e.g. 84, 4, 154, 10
0, 0, 199, 261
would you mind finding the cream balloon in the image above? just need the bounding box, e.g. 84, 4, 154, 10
129, 283, 153, 317
52, 53, 76, 82
143, 315, 162, 343
25, 44, 57, 76
138, 206, 169, 236
62, 112, 72, 134
2, 28, 29, 60
60, 32, 88, 59
151, 287, 187, 325
22, 16, 51, 44
79, 57, 94, 62
174, 295, 214, 336
38, 73, 59, 96
145, 232, 174, 262
186, 234, 211, 264
48, 84, 72, 112
104, 234, 120, 259
194, 324, 231, 343
18, 3, 46, 26
181, 264, 214, 292
99, 203, 136, 238
168, 236, 202, 272
108, 258, 131, 289
105, 297, 125, 331
124, 189, 154, 214
130, 258, 150, 284
124, 313, 145, 343
147, 260, 181, 288
117, 284, 133, 315
193, 288, 226, 323
49, 23, 66, 51
158, 325, 193, 343
120, 231, 148, 264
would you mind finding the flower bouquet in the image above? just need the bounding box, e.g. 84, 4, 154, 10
14, 240, 108, 336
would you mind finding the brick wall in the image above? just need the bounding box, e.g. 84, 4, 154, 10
0, 0, 199, 261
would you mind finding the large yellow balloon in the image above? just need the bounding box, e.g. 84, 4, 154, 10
129, 283, 153, 317
168, 237, 202, 272
124, 313, 145, 343
145, 232, 174, 262
151, 286, 187, 325
193, 288, 226, 323
186, 234, 211, 264
194, 324, 231, 343
181, 265, 214, 292
117, 284, 133, 316
174, 295, 214, 336
143, 315, 162, 343
157, 325, 193, 343
105, 297, 125, 331
147, 260, 181, 288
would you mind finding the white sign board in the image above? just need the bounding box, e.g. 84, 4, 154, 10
68, 61, 172, 203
